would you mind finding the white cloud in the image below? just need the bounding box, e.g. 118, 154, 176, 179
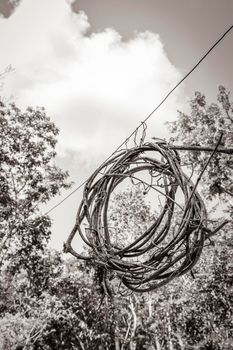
0, 0, 187, 250
0, 0, 185, 164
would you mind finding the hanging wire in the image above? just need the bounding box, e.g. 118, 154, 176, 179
64, 136, 229, 293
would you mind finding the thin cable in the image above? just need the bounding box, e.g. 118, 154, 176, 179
44, 25, 233, 216
45, 180, 86, 215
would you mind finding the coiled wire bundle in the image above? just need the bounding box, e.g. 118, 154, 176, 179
64, 142, 209, 293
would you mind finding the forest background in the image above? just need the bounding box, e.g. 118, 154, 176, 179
0, 77, 232, 349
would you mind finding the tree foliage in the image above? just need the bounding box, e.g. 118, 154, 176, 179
168, 86, 233, 206
0, 87, 232, 349
108, 187, 155, 248
0, 100, 70, 278
0, 186, 232, 349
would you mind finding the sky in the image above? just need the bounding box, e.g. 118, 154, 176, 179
0, 0, 232, 250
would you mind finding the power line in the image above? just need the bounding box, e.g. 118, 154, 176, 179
45, 180, 87, 215
44, 25, 233, 216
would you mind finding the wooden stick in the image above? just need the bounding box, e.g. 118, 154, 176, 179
170, 145, 233, 154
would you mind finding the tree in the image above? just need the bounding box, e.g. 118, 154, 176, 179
0, 66, 13, 92
0, 100, 71, 281
108, 186, 156, 248
168, 86, 233, 207
166, 85, 233, 349
108, 187, 158, 350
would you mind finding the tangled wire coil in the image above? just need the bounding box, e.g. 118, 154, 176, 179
64, 142, 210, 293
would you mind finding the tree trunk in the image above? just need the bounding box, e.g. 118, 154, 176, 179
148, 294, 152, 318
115, 337, 120, 350
155, 336, 161, 350
167, 310, 174, 350
177, 333, 185, 350
129, 298, 137, 350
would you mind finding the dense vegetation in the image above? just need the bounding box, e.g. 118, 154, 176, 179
0, 87, 232, 349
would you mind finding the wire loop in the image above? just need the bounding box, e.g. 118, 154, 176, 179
65, 142, 210, 292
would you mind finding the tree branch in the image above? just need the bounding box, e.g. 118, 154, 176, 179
169, 145, 233, 154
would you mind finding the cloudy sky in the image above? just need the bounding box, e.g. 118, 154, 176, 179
0, 0, 232, 250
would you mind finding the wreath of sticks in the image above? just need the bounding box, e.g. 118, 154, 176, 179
64, 139, 229, 293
